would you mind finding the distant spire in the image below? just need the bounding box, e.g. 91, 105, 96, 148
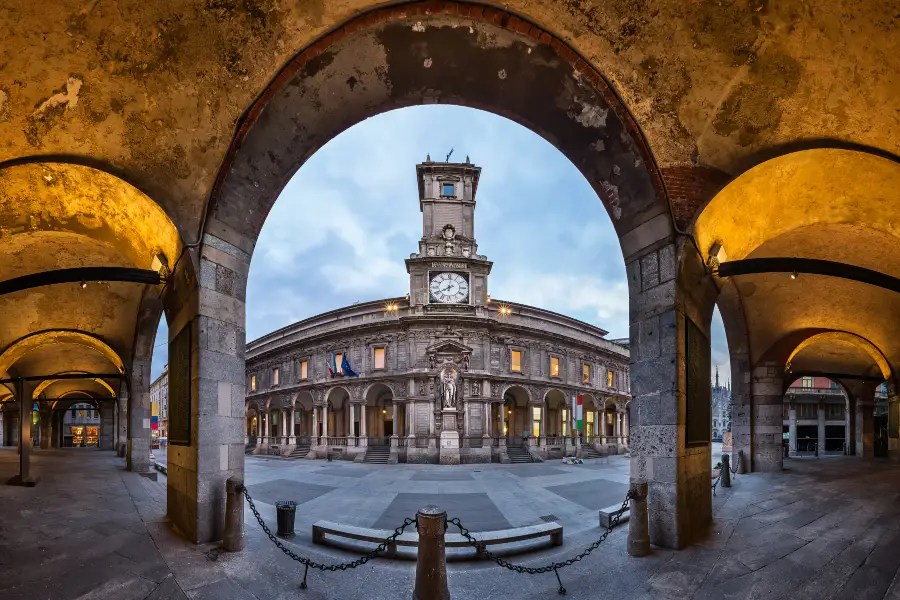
465, 155, 470, 164
715, 365, 720, 389
426, 153, 431, 162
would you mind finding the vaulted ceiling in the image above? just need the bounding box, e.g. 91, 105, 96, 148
0, 0, 897, 389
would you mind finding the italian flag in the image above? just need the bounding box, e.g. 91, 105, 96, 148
573, 395, 583, 433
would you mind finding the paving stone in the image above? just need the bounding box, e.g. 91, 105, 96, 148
410, 471, 474, 481
245, 478, 336, 505
545, 479, 630, 510
186, 577, 258, 600
373, 492, 511, 531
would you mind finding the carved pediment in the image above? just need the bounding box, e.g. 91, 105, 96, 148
424, 339, 472, 356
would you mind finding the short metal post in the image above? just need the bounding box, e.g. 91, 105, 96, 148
223, 477, 245, 552
627, 481, 650, 557
413, 505, 450, 600
721, 454, 731, 488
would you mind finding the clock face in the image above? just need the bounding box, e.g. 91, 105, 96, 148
429, 272, 469, 304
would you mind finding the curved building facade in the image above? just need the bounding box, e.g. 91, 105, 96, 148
244, 159, 630, 464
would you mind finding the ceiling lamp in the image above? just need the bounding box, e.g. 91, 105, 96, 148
707, 242, 727, 272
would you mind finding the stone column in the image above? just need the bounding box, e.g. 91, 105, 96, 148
117, 394, 128, 454
127, 359, 153, 478
750, 361, 784, 471
628, 240, 719, 550
788, 402, 797, 456
361, 404, 367, 438
539, 404, 545, 438
846, 396, 855, 455
162, 232, 248, 545
497, 403, 504, 439
39, 410, 51, 450
817, 400, 826, 455
483, 401, 491, 439
9, 378, 37, 485
391, 402, 398, 439
463, 400, 470, 446
311, 407, 318, 444
856, 399, 875, 458
263, 410, 270, 437
323, 403, 329, 437
99, 402, 115, 450
428, 399, 436, 448
289, 406, 295, 442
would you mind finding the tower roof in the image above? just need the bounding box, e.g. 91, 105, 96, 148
416, 159, 481, 206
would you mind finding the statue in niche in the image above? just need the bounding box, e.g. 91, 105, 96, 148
439, 364, 459, 409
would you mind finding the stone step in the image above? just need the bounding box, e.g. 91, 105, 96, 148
364, 445, 391, 464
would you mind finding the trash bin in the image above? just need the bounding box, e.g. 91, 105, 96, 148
275, 501, 297, 538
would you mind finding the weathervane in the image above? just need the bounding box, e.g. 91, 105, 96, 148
446, 148, 454, 162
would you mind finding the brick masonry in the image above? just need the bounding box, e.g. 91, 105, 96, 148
662, 166, 731, 231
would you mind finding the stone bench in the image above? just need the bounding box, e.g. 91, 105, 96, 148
598, 503, 630, 529
312, 520, 563, 559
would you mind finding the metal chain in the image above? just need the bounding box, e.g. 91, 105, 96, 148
447, 488, 634, 595
243, 487, 416, 589
730, 450, 741, 475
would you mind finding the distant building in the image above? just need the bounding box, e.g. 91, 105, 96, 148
711, 366, 730, 441
150, 365, 169, 445
61, 402, 101, 447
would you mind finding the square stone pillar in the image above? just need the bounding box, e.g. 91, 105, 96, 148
750, 362, 783, 472
116, 394, 128, 454
391, 402, 398, 440
856, 400, 875, 457
788, 404, 797, 456
628, 241, 717, 550
39, 410, 51, 450
99, 402, 115, 450
164, 232, 248, 544
817, 401, 826, 455
127, 359, 153, 477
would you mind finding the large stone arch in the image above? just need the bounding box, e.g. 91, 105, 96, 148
170, 2, 718, 549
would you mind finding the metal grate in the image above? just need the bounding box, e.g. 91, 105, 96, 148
685, 315, 711, 447
539, 514, 560, 523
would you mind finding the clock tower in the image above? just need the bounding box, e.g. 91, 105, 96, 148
406, 155, 493, 314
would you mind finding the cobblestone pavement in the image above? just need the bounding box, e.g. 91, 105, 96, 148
3, 449, 900, 599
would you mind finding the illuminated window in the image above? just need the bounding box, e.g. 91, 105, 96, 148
272, 367, 280, 386
335, 353, 344, 374
801, 376, 813, 389
532, 406, 541, 438
583, 364, 591, 383
550, 356, 560, 377
607, 370, 614, 388
442, 183, 454, 196
299, 360, 308, 380
562, 408, 569, 436
250, 375, 256, 392
511, 350, 522, 372
374, 347, 386, 370
586, 411, 594, 438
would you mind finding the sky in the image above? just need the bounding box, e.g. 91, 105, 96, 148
150, 105, 729, 385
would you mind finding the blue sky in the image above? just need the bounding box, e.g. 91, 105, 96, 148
151, 105, 729, 385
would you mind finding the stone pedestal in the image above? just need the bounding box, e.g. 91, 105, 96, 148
439, 410, 460, 465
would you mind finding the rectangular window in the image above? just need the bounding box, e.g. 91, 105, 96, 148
250, 375, 257, 392
802, 376, 813, 389
532, 406, 541, 438
550, 356, 560, 378
442, 183, 454, 196
562, 408, 569, 436
374, 347, 386, 370
583, 364, 591, 383
272, 367, 280, 386
335, 353, 344, 374
299, 360, 308, 380
798, 403, 817, 419
607, 370, 614, 388
511, 350, 522, 372
826, 403, 844, 419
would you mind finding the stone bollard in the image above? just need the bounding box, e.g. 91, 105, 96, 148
721, 454, 731, 488
223, 477, 245, 552
412, 506, 450, 600
627, 481, 650, 557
